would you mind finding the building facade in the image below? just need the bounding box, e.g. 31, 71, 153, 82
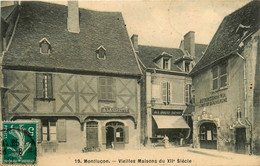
1, 1, 142, 154
190, 1, 260, 155
131, 32, 207, 147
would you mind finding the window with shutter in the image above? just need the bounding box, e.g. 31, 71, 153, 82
162, 82, 170, 104
41, 120, 57, 142
185, 84, 192, 104
36, 73, 53, 100
162, 82, 167, 103
99, 77, 115, 101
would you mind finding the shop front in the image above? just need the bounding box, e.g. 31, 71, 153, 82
199, 122, 217, 149
151, 109, 190, 146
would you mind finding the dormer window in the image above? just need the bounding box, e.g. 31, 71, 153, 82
163, 58, 169, 69
39, 38, 51, 54
185, 61, 190, 72
96, 45, 106, 59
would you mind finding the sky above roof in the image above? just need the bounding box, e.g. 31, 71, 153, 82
46, 0, 251, 48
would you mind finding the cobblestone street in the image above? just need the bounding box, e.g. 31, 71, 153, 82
38, 147, 260, 166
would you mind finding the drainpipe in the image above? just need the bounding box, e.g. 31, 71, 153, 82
236, 51, 253, 155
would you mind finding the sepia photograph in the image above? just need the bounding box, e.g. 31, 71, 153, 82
0, 0, 259, 165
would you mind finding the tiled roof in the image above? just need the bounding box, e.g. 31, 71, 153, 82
3, 2, 141, 76
194, 43, 207, 63
1, 5, 18, 21
138, 45, 184, 72
191, 1, 260, 75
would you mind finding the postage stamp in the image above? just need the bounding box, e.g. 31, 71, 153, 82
1, 121, 37, 165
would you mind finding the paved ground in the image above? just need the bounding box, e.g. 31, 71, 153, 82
38, 147, 260, 166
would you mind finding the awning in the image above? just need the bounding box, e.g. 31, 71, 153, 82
153, 115, 190, 129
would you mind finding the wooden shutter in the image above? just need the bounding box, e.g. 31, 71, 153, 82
36, 73, 44, 98
162, 82, 167, 103
102, 126, 106, 144
124, 126, 129, 144
57, 119, 66, 142
47, 74, 53, 98
32, 119, 42, 143
167, 82, 171, 103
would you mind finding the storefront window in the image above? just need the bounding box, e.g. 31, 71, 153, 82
116, 127, 124, 142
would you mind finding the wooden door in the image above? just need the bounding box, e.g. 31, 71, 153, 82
235, 128, 246, 154
86, 122, 98, 148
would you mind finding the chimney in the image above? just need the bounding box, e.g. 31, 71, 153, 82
131, 34, 138, 53
67, 1, 80, 33
184, 31, 195, 57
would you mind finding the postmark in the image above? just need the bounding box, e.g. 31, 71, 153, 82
1, 121, 37, 165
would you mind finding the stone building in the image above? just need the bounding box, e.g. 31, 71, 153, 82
131, 32, 207, 146
1, 1, 142, 153
190, 1, 260, 155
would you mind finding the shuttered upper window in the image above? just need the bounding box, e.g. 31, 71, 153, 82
36, 73, 53, 100
162, 82, 171, 104
99, 77, 115, 101
185, 84, 192, 104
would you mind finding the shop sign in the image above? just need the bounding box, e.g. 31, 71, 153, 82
152, 109, 182, 116
199, 93, 227, 107
101, 106, 129, 113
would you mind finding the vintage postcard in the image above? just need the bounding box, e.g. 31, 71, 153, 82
0, 0, 259, 165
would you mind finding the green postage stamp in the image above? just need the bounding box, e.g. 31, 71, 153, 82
2, 121, 37, 165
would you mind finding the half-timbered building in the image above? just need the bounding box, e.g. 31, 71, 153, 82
1, 1, 142, 153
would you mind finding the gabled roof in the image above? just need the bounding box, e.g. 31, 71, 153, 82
138, 45, 184, 72
190, 1, 260, 75
3, 2, 141, 77
194, 43, 207, 63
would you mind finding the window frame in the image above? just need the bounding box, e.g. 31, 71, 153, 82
211, 61, 228, 91
163, 58, 169, 70
42, 120, 57, 142
98, 77, 115, 102
36, 73, 54, 101
96, 46, 106, 60
185, 84, 192, 104
161, 81, 171, 104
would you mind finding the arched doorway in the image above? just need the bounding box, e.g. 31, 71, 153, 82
86, 121, 98, 148
199, 122, 217, 149
105, 122, 125, 150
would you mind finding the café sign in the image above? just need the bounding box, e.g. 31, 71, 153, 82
153, 109, 183, 116
101, 106, 129, 113
199, 93, 227, 107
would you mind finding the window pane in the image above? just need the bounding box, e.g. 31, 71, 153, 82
42, 134, 48, 141
50, 133, 56, 141
220, 75, 227, 87
212, 67, 218, 79
220, 63, 227, 75
99, 77, 115, 100
213, 79, 218, 90
41, 43, 49, 53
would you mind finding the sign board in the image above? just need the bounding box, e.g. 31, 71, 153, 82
199, 93, 227, 107
101, 106, 129, 113
152, 109, 183, 116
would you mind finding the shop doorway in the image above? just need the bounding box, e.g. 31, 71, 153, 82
235, 128, 246, 154
105, 122, 125, 150
199, 122, 217, 149
86, 121, 98, 148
